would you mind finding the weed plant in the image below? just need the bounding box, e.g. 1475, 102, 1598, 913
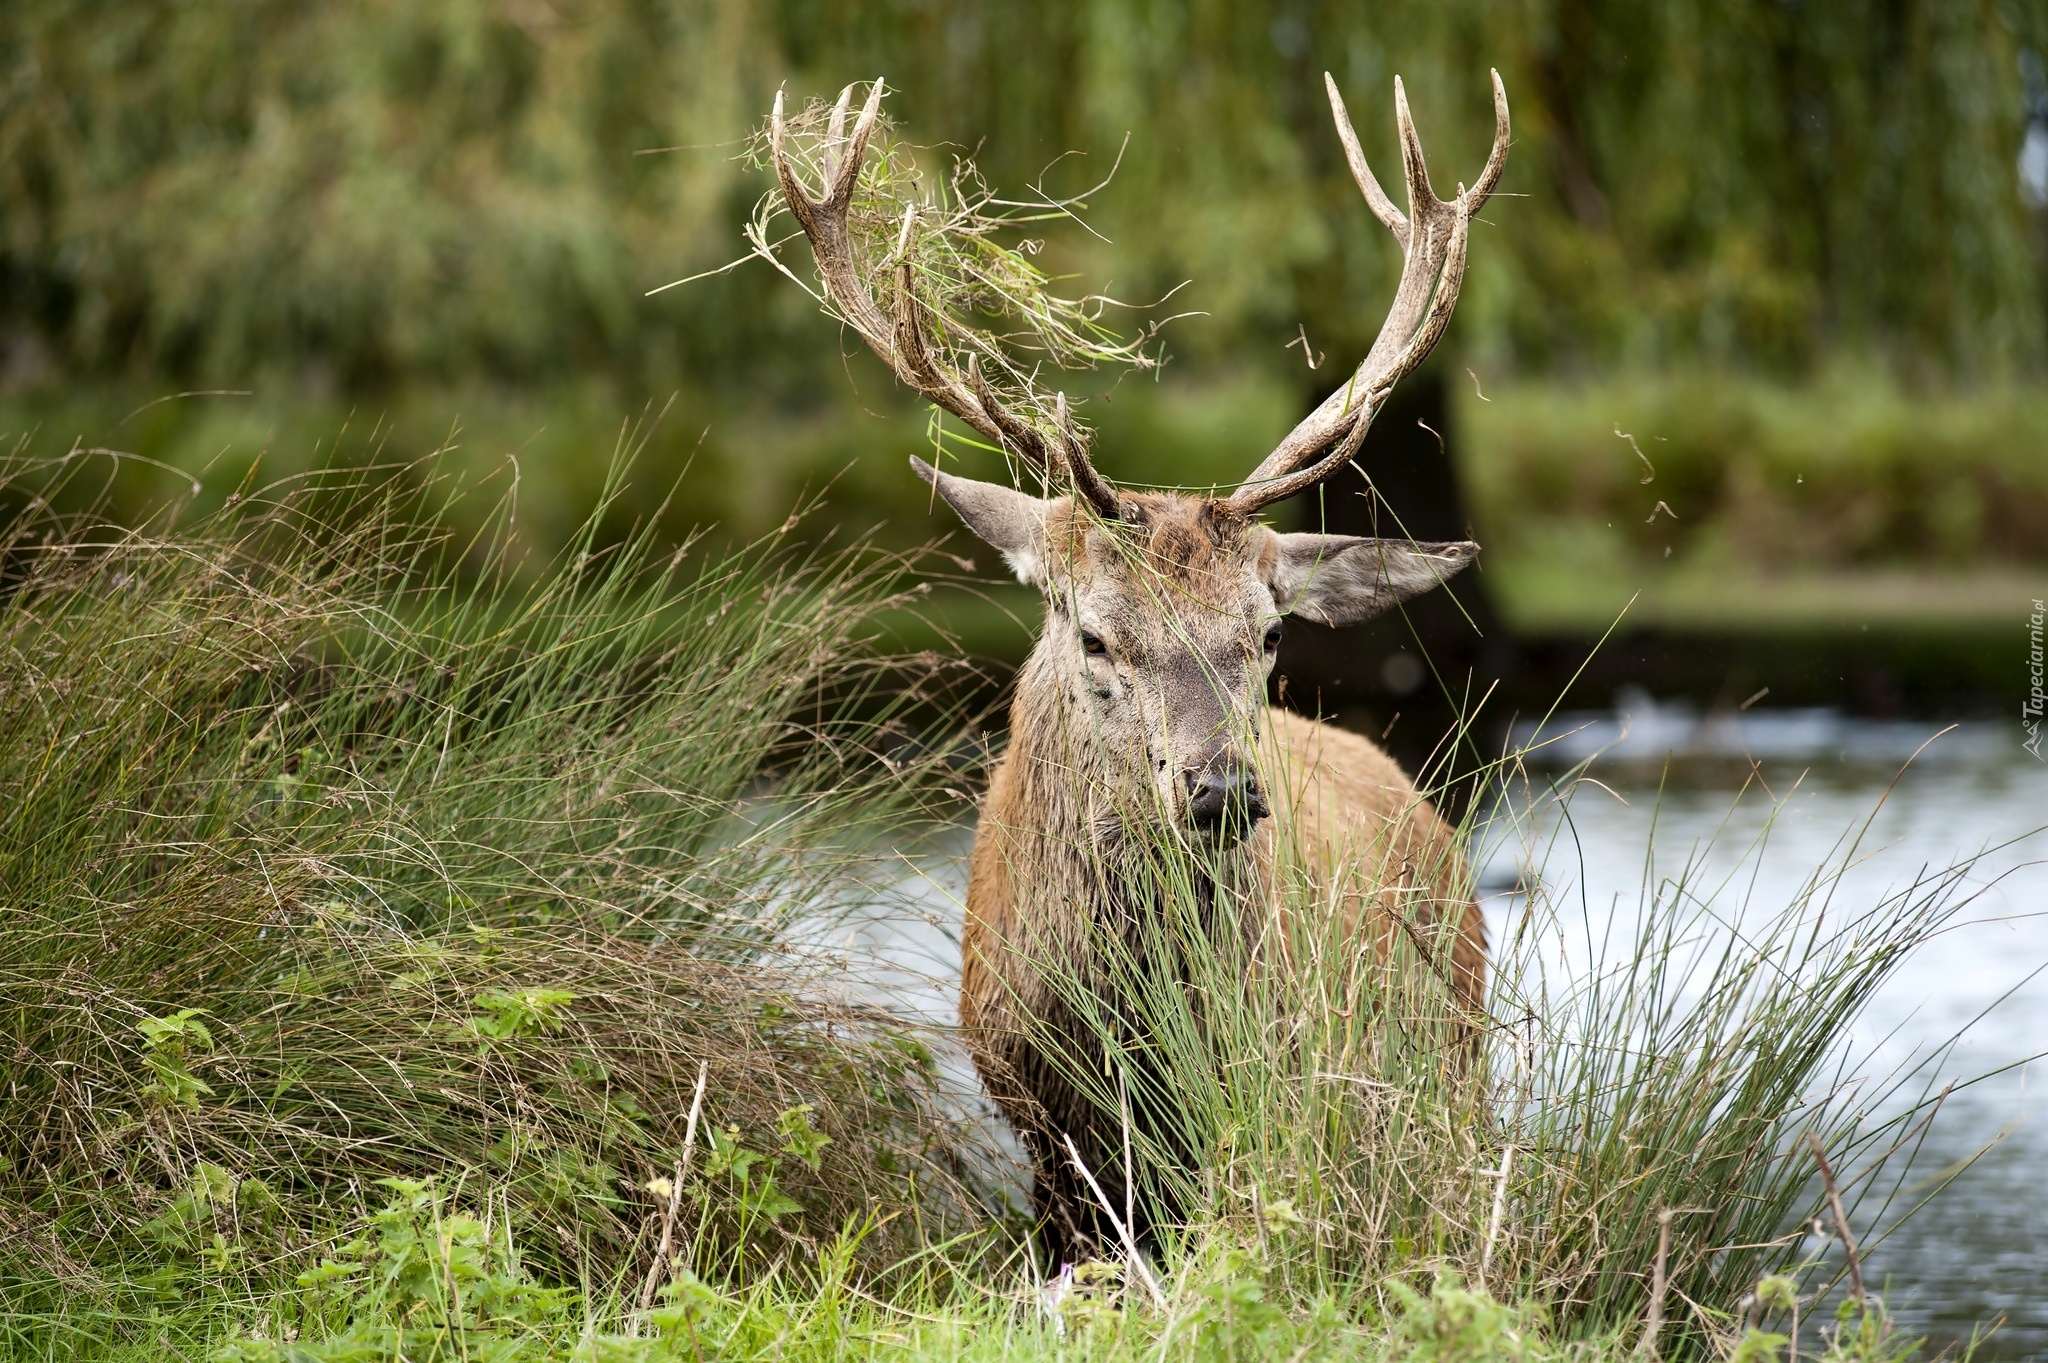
194, 1172, 1630, 1363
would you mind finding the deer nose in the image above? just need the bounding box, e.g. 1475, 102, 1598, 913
1184, 759, 1269, 838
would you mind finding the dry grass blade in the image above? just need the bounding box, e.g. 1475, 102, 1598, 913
1807, 1130, 1867, 1304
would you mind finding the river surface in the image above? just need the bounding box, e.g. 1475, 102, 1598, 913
833, 699, 2048, 1356
1499, 699, 2048, 1358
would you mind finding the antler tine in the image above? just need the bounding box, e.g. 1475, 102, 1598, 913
894, 202, 916, 260
1053, 392, 1121, 516
1227, 73, 1508, 516
1324, 72, 1404, 237
769, 88, 801, 207
1392, 77, 1440, 228
958, 353, 1114, 513
964, 352, 1040, 454
1399, 185, 1474, 367
1471, 69, 1511, 209
891, 260, 963, 395
1232, 203, 1471, 510
820, 85, 852, 187
770, 78, 1121, 514
768, 88, 822, 231
831, 82, 884, 206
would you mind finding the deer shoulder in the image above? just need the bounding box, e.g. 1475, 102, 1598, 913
1260, 709, 1486, 1014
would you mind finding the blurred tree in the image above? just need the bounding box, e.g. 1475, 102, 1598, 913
0, 0, 2043, 393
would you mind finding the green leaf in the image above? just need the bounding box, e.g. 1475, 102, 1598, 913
774, 1103, 831, 1172
468, 986, 577, 1040
744, 1177, 804, 1221
137, 1008, 213, 1052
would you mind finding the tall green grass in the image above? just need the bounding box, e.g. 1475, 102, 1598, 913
0, 439, 2002, 1361
1011, 743, 1994, 1357
0, 435, 992, 1351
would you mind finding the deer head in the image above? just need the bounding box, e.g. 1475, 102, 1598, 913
767, 74, 1509, 843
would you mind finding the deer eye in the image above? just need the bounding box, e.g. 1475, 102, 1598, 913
1080, 630, 1108, 657
1263, 622, 1284, 653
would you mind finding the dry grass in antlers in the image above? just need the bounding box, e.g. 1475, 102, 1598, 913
741, 82, 1171, 470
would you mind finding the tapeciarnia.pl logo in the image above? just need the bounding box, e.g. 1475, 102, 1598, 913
2027, 598, 2045, 760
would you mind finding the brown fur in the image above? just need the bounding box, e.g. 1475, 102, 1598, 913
950, 490, 1483, 1268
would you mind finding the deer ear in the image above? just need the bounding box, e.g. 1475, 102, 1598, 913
1265, 533, 1478, 627
910, 457, 1055, 585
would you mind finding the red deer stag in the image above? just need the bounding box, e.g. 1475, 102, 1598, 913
765, 71, 1507, 1269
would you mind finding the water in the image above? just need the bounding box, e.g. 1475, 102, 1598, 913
1503, 700, 2048, 1357
834, 701, 2048, 1353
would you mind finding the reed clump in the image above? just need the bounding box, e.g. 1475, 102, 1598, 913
1016, 745, 1988, 1357
0, 439, 991, 1343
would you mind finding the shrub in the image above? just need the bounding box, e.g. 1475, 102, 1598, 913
1460, 371, 2048, 576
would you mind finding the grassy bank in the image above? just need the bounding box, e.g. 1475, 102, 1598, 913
0, 444, 995, 1353
7, 369, 2046, 648
0, 447, 2005, 1361
1458, 371, 2048, 633
0, 375, 1297, 565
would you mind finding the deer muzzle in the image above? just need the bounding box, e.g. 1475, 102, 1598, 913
1183, 756, 1269, 843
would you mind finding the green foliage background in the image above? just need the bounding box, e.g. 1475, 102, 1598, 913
6, 0, 2045, 383
2, 0, 2046, 594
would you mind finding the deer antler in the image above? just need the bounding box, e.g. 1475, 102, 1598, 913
1225, 71, 1510, 515
768, 81, 1123, 516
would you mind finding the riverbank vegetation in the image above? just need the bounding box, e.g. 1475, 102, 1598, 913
0, 450, 2000, 1360
0, 445, 987, 1354
1459, 369, 2048, 631
2, 5, 2036, 1348
6, 365, 2042, 644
